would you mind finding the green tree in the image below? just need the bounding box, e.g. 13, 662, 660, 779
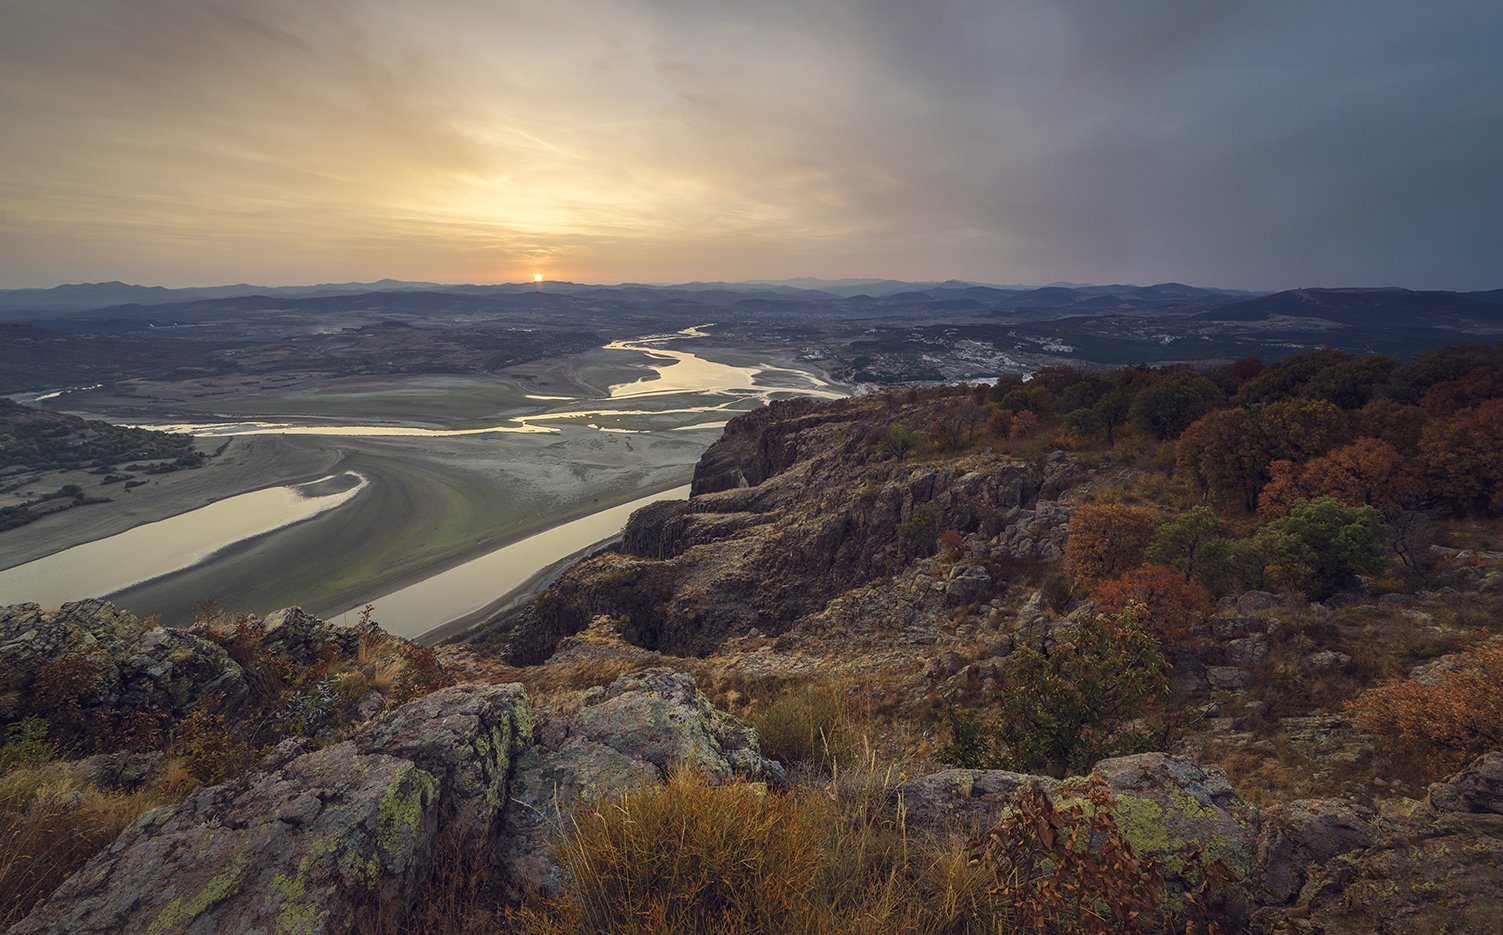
1263, 496, 1390, 599
1145, 506, 1227, 588
987, 610, 1169, 776
876, 423, 924, 459
1128, 370, 1225, 440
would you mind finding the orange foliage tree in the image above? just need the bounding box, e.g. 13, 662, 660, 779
1063, 503, 1158, 584
1257, 437, 1422, 518
1090, 564, 1216, 649
1176, 400, 1349, 509
1351, 644, 1503, 780
1418, 398, 1503, 515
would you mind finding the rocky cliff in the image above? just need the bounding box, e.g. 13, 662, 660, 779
498, 394, 1079, 662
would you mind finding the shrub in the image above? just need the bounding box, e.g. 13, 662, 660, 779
1062, 503, 1158, 584
896, 502, 941, 554
936, 707, 994, 769
969, 779, 1229, 934
750, 681, 860, 774
27, 652, 106, 745
1090, 564, 1216, 649
964, 611, 1170, 777
167, 707, 266, 786
512, 771, 830, 935
0, 719, 56, 774
1351, 644, 1503, 781
935, 528, 967, 560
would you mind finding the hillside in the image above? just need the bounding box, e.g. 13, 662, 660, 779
0, 400, 206, 531
4, 342, 1503, 932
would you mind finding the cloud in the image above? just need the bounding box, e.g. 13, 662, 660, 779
0, 0, 1498, 288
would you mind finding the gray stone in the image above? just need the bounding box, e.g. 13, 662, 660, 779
1256, 798, 1378, 904
1236, 591, 1280, 614
1226, 634, 1270, 665
1301, 650, 1351, 671
1206, 665, 1253, 691
14, 682, 535, 935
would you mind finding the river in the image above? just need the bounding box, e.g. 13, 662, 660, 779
3, 328, 841, 634
0, 473, 367, 609
322, 484, 692, 639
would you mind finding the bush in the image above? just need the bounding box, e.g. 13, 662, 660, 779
512, 771, 831, 934
1090, 565, 1216, 649
945, 611, 1170, 777
896, 502, 941, 554
1062, 503, 1158, 584
750, 681, 860, 774
0, 719, 57, 774
969, 779, 1229, 934
1351, 644, 1503, 781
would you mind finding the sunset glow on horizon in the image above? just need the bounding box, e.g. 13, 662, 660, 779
1, 1, 1498, 291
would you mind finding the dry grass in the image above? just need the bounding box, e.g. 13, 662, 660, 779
506, 757, 1012, 935
747, 679, 864, 774
0, 763, 166, 928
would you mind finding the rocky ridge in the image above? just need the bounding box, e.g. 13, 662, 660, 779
496, 394, 1081, 663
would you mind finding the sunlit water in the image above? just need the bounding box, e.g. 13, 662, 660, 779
9, 328, 845, 631
0, 473, 368, 608
324, 485, 692, 638
124, 327, 843, 438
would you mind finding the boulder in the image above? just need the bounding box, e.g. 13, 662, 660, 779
1256, 799, 1378, 904
1207, 665, 1253, 691
1265, 754, 1503, 934
251, 607, 360, 667
500, 669, 783, 894
13, 682, 533, 935
1226, 634, 1270, 665
0, 601, 249, 727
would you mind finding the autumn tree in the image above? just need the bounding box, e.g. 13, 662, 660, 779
1418, 398, 1503, 515
1257, 437, 1422, 519
1009, 409, 1041, 440
1089, 565, 1216, 649
1176, 400, 1349, 509
1352, 644, 1503, 781
1262, 496, 1390, 599
1063, 503, 1158, 583
984, 407, 1014, 439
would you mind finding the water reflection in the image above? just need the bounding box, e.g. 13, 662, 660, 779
326, 484, 692, 637
0, 473, 368, 608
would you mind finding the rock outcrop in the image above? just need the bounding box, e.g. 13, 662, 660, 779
13, 669, 779, 934
0, 600, 250, 728
501, 668, 783, 893
1262, 753, 1503, 934
500, 394, 1080, 662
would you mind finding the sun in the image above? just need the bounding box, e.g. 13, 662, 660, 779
532, 273, 544, 283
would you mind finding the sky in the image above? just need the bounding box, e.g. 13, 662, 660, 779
1, 0, 1500, 291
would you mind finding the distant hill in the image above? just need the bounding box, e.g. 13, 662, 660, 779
1195, 287, 1503, 327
